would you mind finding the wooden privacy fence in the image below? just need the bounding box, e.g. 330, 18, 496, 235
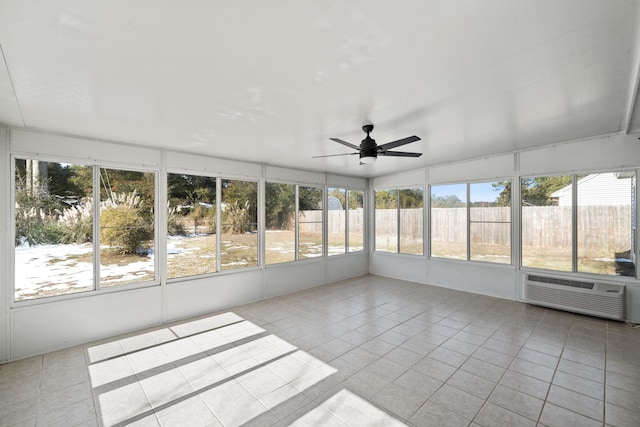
299, 209, 364, 234
378, 206, 632, 252
301, 206, 631, 251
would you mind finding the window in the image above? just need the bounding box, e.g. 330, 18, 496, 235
522, 172, 636, 277
14, 160, 94, 301
348, 190, 364, 253
328, 188, 346, 255
99, 168, 156, 288
167, 173, 216, 279
375, 189, 398, 253
521, 176, 572, 271
298, 186, 323, 259
327, 188, 365, 255
265, 182, 296, 264
375, 188, 423, 254
431, 181, 511, 263
470, 182, 511, 264
14, 158, 157, 302
400, 188, 424, 255
430, 183, 466, 260
221, 179, 258, 270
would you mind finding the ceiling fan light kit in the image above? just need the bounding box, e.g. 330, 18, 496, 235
314, 123, 422, 165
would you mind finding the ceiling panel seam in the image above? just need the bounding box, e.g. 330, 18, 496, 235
0, 43, 25, 128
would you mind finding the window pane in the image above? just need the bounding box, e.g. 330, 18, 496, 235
431, 184, 467, 259
299, 186, 323, 259
15, 159, 94, 301
578, 172, 635, 276
221, 179, 258, 270
521, 176, 572, 271
470, 181, 511, 264
266, 182, 295, 264
375, 189, 398, 253
400, 188, 423, 255
99, 168, 155, 287
348, 190, 364, 252
167, 173, 216, 278
328, 188, 346, 256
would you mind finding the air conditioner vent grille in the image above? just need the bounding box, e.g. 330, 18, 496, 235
527, 274, 595, 289
524, 274, 625, 320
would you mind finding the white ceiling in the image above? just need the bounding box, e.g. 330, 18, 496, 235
1, 1, 640, 178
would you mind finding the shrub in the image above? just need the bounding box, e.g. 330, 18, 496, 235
100, 205, 151, 255
222, 200, 252, 234
167, 203, 185, 236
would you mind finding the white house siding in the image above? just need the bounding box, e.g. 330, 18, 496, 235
551, 173, 633, 206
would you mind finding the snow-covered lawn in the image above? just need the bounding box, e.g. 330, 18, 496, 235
14, 233, 355, 301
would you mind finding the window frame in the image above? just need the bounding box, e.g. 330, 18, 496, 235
327, 187, 365, 256
374, 186, 425, 255
519, 170, 637, 280
166, 171, 218, 281
429, 179, 513, 265
11, 154, 160, 306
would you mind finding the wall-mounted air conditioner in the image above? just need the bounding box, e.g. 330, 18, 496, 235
524, 274, 625, 320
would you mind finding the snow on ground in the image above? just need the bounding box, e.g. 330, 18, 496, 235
15, 242, 154, 300
14, 235, 345, 300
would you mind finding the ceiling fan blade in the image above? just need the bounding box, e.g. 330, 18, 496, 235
312, 152, 358, 158
377, 135, 421, 151
329, 138, 360, 150
379, 150, 422, 157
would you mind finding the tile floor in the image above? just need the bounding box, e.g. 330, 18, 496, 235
1, 274, 639, 426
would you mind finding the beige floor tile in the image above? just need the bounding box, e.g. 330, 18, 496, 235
155, 395, 222, 427
472, 347, 514, 369
447, 370, 496, 400
453, 331, 488, 346
516, 347, 559, 369
412, 356, 457, 382
340, 370, 390, 401
409, 400, 471, 427
441, 338, 479, 356
508, 358, 555, 382
538, 402, 601, 427
605, 402, 640, 427
96, 382, 152, 426
546, 384, 603, 421
556, 357, 604, 383
371, 382, 428, 420
460, 357, 506, 383
394, 368, 443, 400
0, 397, 37, 425
200, 380, 270, 426
607, 371, 640, 394
430, 384, 484, 420
552, 370, 603, 400
36, 398, 96, 427
474, 402, 536, 427
498, 370, 549, 400
605, 384, 640, 414
428, 347, 468, 368
481, 339, 520, 358
383, 347, 423, 368
488, 384, 544, 421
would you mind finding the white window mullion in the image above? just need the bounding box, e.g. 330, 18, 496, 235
93, 165, 100, 290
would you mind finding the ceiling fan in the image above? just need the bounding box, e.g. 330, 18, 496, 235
314, 124, 422, 164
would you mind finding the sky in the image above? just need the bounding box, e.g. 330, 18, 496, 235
430, 181, 505, 203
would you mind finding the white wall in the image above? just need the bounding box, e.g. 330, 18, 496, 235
1, 128, 368, 361
371, 132, 640, 320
